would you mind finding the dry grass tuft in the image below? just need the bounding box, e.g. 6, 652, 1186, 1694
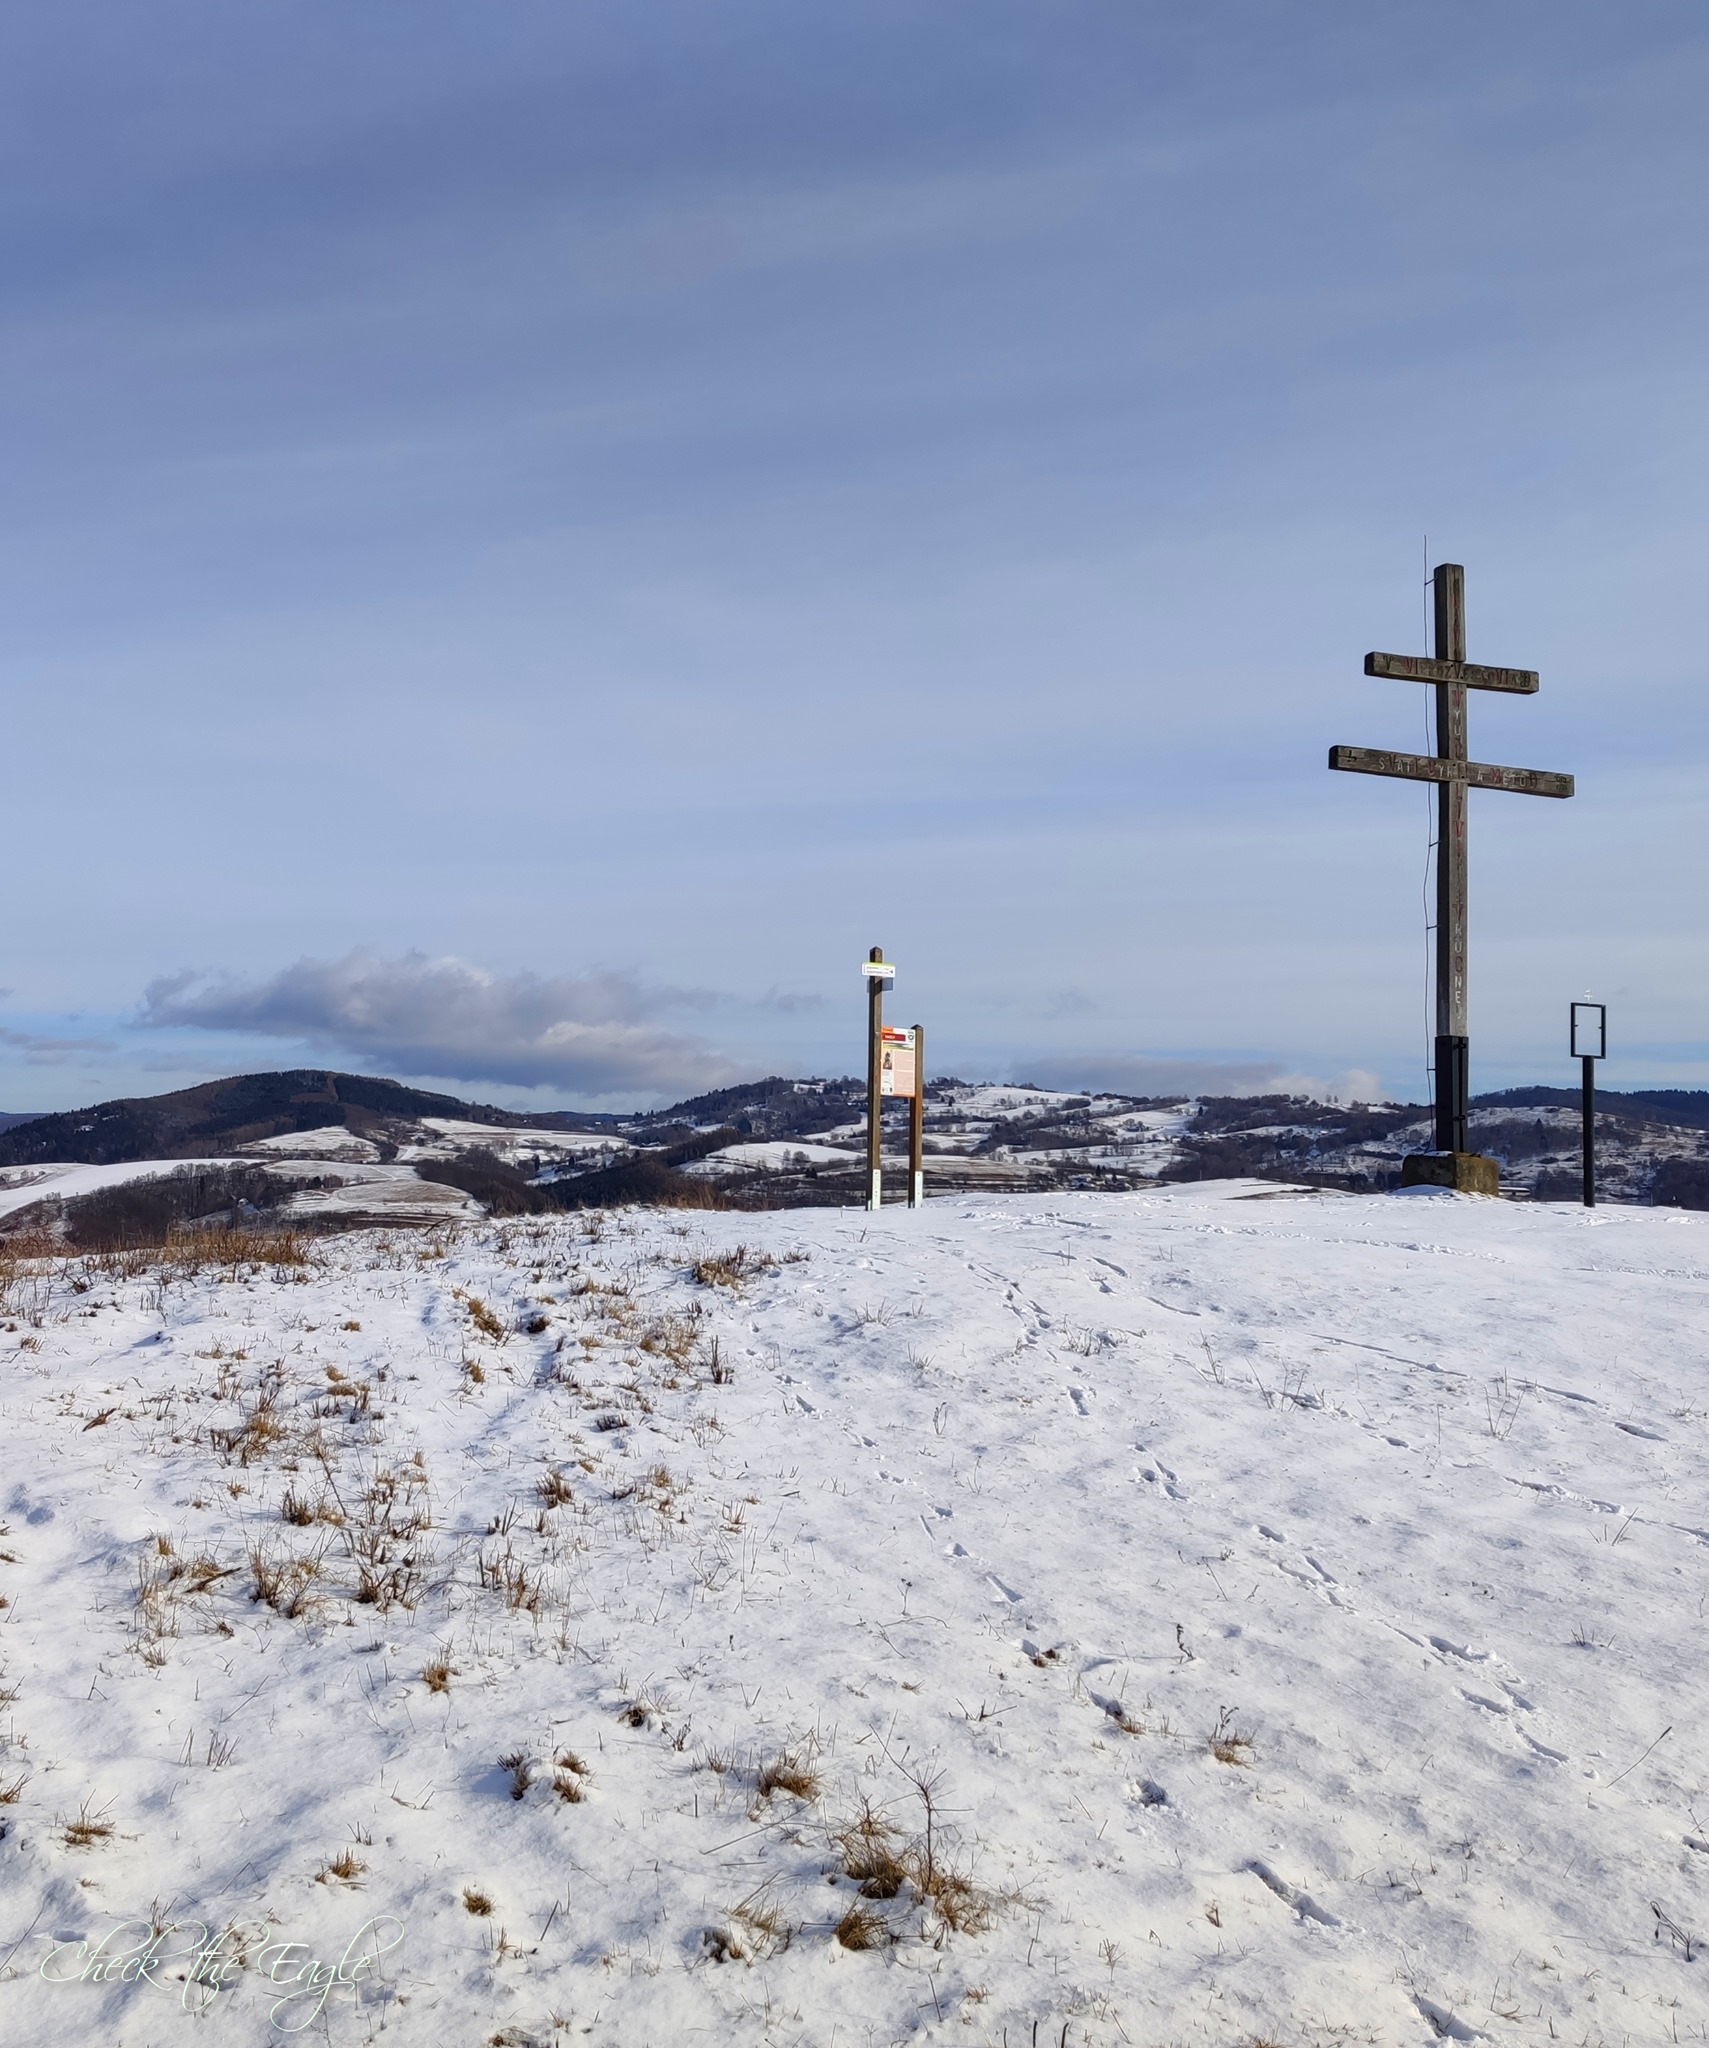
316, 1850, 365, 1883
535, 1467, 574, 1509
691, 1245, 777, 1291
0, 1772, 28, 1804
829, 1781, 1023, 1937
833, 1801, 907, 1899
1209, 1706, 1256, 1767
215, 1391, 288, 1468
756, 1746, 822, 1803
638, 1462, 686, 1518
834, 1903, 887, 1951
456, 1291, 507, 1342
280, 1484, 342, 1527
421, 1658, 456, 1694
345, 1464, 432, 1611
462, 1885, 493, 1916
248, 1542, 323, 1620
552, 1750, 589, 1803
618, 1685, 669, 1730
914, 1864, 995, 1934
478, 1547, 544, 1616
499, 1750, 533, 1800
706, 1888, 794, 1962
179, 1225, 309, 1270
61, 1800, 116, 1849
705, 1337, 735, 1385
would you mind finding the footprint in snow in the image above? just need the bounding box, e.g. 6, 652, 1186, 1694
1519, 1730, 1568, 1764
1246, 1860, 1339, 1927
1459, 1689, 1510, 1715
1136, 1463, 1187, 1501
1273, 1554, 1351, 1608
1124, 1778, 1168, 1807
1513, 1478, 1624, 1515
1068, 1387, 1092, 1416
1412, 1995, 1488, 2042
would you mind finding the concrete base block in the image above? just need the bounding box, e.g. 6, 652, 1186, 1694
1400, 1151, 1500, 1196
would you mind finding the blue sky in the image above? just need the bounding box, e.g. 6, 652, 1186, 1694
3, 2, 1706, 1111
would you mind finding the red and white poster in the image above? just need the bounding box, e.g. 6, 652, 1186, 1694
878, 1025, 917, 1098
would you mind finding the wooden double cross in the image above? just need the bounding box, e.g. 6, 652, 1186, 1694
1330, 564, 1573, 1156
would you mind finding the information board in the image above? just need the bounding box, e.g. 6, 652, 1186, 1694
878, 1025, 917, 1099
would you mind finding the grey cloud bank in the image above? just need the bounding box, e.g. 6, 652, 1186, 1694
140, 952, 743, 1104
1, 3, 1705, 1110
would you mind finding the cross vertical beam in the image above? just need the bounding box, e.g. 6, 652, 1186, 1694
1433, 564, 1469, 1154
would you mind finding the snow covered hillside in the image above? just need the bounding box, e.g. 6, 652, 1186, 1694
2, 1186, 1706, 2046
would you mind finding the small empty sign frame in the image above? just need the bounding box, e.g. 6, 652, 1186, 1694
879, 1026, 918, 1098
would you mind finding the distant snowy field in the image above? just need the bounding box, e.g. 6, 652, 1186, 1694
2, 1185, 1707, 2047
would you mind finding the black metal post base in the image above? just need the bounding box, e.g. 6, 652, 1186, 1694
1434, 1034, 1469, 1156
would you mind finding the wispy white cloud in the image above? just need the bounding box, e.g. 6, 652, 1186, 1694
0, 1025, 115, 1065
139, 950, 748, 1103
1016, 1053, 1390, 1103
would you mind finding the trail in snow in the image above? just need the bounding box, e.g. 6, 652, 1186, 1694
0, 1183, 1705, 2046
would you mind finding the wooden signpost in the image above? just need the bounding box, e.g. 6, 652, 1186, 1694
1330, 564, 1574, 1193
862, 948, 925, 1210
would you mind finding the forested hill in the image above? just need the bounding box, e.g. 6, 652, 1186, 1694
0, 1069, 610, 1167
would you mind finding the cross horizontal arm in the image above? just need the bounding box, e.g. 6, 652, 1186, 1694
1365, 651, 1539, 694
1328, 744, 1573, 798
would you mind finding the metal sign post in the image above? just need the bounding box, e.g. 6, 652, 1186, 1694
909, 1026, 924, 1208
1331, 564, 1574, 1192
861, 948, 894, 1211
1571, 1002, 1606, 1209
